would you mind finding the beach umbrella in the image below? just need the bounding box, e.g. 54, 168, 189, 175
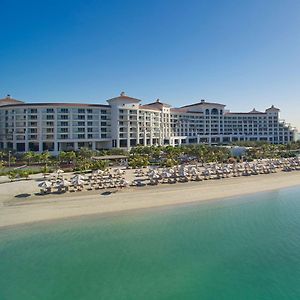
38, 181, 52, 189
190, 167, 198, 176
71, 175, 85, 185
71, 174, 86, 181
71, 177, 85, 186
168, 168, 175, 175
57, 179, 70, 187
115, 169, 123, 175
151, 173, 160, 179
162, 171, 172, 178
120, 179, 129, 186
179, 170, 188, 177
202, 169, 211, 176
148, 171, 155, 176
93, 169, 104, 176
148, 169, 159, 177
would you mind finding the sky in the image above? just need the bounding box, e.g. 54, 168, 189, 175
1, 0, 300, 130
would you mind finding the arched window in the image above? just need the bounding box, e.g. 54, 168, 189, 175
211, 108, 218, 115
205, 109, 210, 115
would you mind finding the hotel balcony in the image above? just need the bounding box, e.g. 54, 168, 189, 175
28, 135, 39, 140
16, 135, 26, 141
42, 135, 55, 140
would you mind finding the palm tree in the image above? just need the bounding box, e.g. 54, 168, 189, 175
129, 155, 149, 168
91, 159, 108, 170
58, 151, 67, 164
23, 151, 35, 166
39, 151, 51, 170
58, 151, 76, 167
65, 151, 76, 167
77, 147, 93, 159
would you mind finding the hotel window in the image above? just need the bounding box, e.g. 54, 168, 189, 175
87, 122, 93, 126
46, 108, 54, 113
78, 109, 85, 113
78, 115, 85, 120
78, 121, 85, 126
78, 134, 85, 139
61, 108, 69, 113
101, 110, 107, 114
60, 134, 69, 139
101, 115, 107, 120
60, 121, 68, 126
46, 122, 54, 126
87, 134, 93, 139
87, 109, 93, 114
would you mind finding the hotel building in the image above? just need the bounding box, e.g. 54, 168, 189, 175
0, 93, 297, 154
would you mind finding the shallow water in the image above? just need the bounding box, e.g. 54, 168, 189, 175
1, 186, 300, 300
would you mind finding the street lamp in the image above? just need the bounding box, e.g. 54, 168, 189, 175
8, 150, 11, 168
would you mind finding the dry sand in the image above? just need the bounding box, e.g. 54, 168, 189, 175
0, 171, 300, 228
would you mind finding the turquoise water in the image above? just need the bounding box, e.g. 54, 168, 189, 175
1, 187, 300, 300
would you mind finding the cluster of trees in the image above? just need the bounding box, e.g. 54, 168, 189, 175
0, 148, 111, 175
1, 140, 299, 173
68, 148, 108, 172
230, 141, 300, 160
128, 156, 149, 168
129, 144, 232, 168
244, 143, 299, 160
128, 141, 300, 168
0, 151, 16, 169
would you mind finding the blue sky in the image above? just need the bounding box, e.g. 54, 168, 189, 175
1, 0, 300, 129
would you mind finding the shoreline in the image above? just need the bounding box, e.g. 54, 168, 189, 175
1, 171, 300, 229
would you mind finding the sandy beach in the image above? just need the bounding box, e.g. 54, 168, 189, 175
0, 170, 299, 228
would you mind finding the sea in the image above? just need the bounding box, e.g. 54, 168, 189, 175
1, 186, 300, 300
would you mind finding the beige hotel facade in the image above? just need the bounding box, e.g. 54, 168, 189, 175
0, 92, 297, 154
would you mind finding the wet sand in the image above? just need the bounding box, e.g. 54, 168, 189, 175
0, 171, 300, 228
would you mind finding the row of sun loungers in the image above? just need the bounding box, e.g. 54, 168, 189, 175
38, 157, 300, 194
